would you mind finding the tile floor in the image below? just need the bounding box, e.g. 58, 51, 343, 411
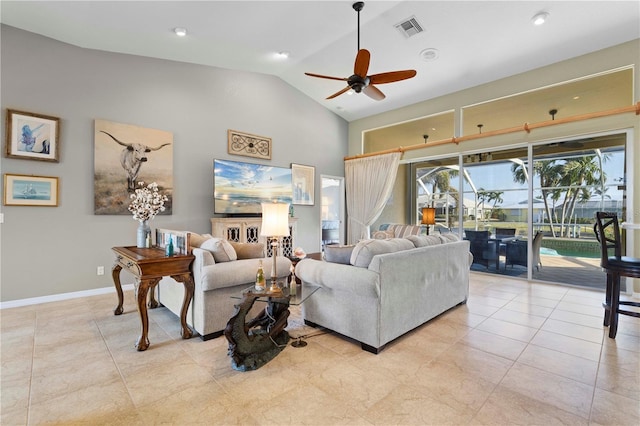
474, 254, 606, 290
1, 273, 639, 425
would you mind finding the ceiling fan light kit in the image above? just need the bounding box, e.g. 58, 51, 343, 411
304, 1, 417, 101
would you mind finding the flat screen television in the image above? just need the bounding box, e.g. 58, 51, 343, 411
214, 158, 293, 215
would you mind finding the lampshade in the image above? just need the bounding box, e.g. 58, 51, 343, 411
260, 203, 290, 237
421, 207, 436, 225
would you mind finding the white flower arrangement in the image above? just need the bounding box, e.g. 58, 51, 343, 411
128, 181, 168, 222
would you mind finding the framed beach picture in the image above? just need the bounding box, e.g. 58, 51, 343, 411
3, 174, 59, 206
291, 163, 315, 205
5, 109, 60, 162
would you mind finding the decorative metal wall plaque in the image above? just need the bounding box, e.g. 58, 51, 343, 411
227, 130, 271, 160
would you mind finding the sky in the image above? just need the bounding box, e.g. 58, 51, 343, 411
423, 150, 625, 208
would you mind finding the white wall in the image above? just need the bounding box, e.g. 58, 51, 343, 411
0, 25, 348, 302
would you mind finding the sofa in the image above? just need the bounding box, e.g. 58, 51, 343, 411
157, 233, 292, 340
295, 234, 472, 353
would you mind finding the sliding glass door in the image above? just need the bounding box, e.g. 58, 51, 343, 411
410, 132, 628, 290
529, 135, 625, 289
461, 148, 530, 275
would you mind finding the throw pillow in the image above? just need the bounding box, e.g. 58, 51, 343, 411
406, 235, 442, 248
189, 233, 213, 248
324, 245, 355, 264
372, 230, 394, 239
230, 242, 265, 259
438, 233, 460, 243
350, 238, 415, 268
200, 238, 237, 262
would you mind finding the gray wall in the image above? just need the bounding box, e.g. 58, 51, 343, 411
0, 25, 348, 302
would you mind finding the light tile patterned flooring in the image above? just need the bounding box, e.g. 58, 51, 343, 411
1, 273, 639, 425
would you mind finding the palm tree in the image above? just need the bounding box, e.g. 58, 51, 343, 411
558, 155, 604, 236
417, 167, 459, 226
512, 154, 607, 237
477, 188, 504, 220
512, 160, 563, 237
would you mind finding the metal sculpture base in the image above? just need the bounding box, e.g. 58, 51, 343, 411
291, 337, 307, 348
224, 291, 290, 371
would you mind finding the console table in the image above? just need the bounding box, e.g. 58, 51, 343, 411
211, 217, 297, 257
111, 246, 195, 351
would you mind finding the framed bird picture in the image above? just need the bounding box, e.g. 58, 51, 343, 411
5, 109, 60, 162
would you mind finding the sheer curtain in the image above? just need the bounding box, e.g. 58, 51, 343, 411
345, 152, 401, 244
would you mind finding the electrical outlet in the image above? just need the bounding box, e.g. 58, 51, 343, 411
97, 266, 105, 276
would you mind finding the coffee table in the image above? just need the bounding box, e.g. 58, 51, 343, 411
225, 281, 319, 371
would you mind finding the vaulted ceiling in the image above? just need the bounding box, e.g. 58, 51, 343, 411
1, 1, 639, 122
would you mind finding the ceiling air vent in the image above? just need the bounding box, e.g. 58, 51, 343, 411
395, 16, 424, 38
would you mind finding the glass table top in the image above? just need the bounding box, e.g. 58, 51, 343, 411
232, 281, 320, 306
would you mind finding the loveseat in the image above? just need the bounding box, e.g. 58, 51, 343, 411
295, 234, 472, 353
157, 233, 292, 340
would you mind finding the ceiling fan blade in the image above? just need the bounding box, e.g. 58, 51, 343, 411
354, 49, 370, 77
363, 84, 385, 101
326, 86, 352, 100
369, 70, 417, 85
304, 72, 348, 82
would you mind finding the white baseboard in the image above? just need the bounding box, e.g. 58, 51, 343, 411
0, 284, 135, 310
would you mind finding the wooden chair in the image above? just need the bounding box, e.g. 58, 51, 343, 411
593, 212, 640, 338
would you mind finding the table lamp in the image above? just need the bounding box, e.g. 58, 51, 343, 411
260, 202, 290, 292
421, 207, 436, 235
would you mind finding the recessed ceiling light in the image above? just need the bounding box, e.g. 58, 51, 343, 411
275, 51, 290, 59
173, 27, 187, 37
573, 96, 580, 100
531, 12, 549, 26
420, 48, 439, 62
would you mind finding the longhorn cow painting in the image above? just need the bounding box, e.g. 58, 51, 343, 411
94, 119, 173, 215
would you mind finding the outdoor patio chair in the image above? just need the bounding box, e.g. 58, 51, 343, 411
495, 227, 516, 256
593, 211, 640, 338
505, 231, 543, 271
464, 230, 499, 270
494, 228, 516, 239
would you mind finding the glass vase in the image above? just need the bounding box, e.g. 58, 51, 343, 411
137, 220, 150, 248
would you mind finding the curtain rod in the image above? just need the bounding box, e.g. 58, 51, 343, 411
345, 102, 640, 161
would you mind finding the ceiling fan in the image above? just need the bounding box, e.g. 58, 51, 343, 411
305, 1, 417, 101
